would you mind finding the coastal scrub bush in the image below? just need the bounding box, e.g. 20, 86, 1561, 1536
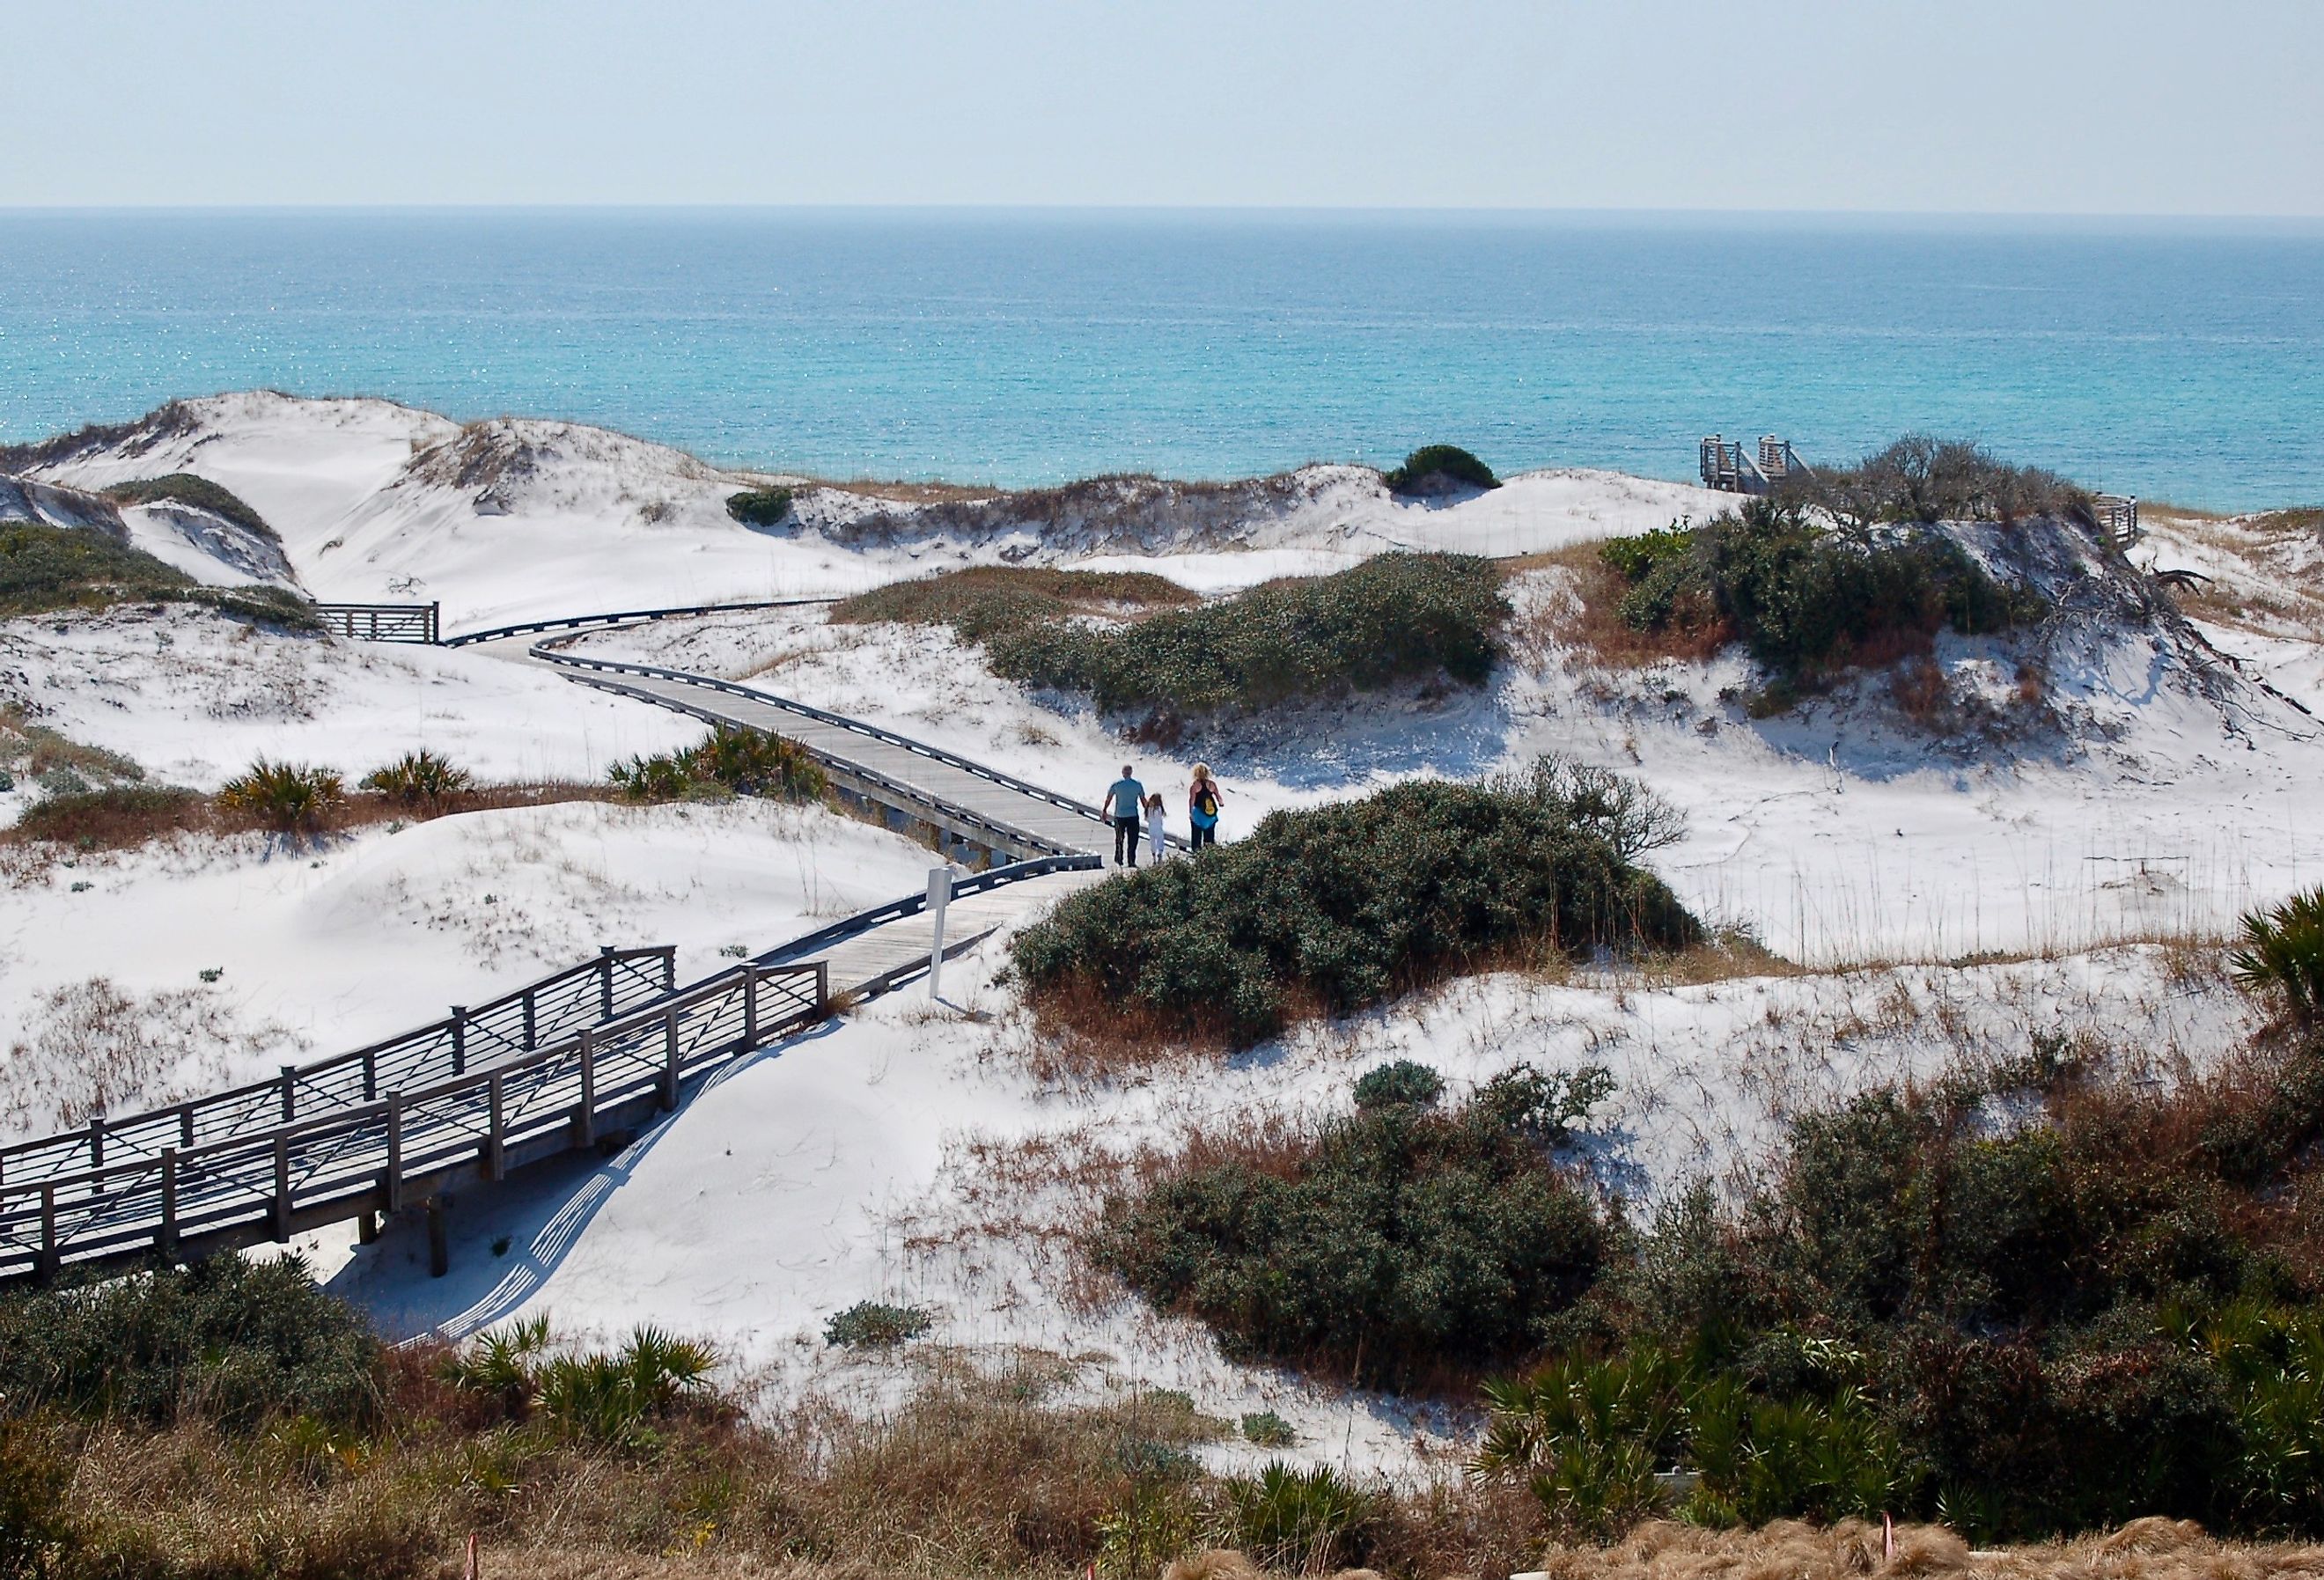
1353, 1060, 1445, 1110
2231, 886, 2324, 1025
990, 552, 1511, 722
1092, 1064, 1614, 1378
1383, 445, 1500, 495
9, 783, 203, 847
359, 747, 474, 806
725, 485, 795, 526
824, 1300, 935, 1349
1012, 761, 1699, 1046
1240, 1409, 1297, 1447
608, 724, 826, 803
1597, 499, 2045, 687
0, 520, 319, 627
0, 1255, 379, 1430
833, 565, 1196, 641
217, 758, 344, 832
1798, 434, 2091, 528
102, 473, 277, 540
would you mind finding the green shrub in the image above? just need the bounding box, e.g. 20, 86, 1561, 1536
823, 1301, 934, 1349
1599, 499, 2046, 686
0, 1256, 380, 1430
608, 724, 826, 803
1012, 763, 1700, 1046
102, 473, 276, 540
724, 486, 795, 527
217, 759, 343, 831
1383, 445, 1500, 495
1092, 1065, 1613, 1378
990, 553, 1509, 720
832, 565, 1196, 643
1227, 1462, 1373, 1572
0, 520, 318, 628
358, 748, 474, 806
1240, 1409, 1297, 1447
1352, 1060, 1445, 1110
2231, 886, 2324, 1025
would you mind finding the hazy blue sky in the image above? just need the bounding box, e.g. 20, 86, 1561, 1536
5, 0, 2319, 214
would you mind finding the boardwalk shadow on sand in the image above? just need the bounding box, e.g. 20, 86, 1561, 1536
325, 1018, 843, 1342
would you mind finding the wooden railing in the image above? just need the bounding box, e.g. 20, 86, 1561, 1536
0, 946, 673, 1192
315, 602, 440, 643
0, 959, 825, 1282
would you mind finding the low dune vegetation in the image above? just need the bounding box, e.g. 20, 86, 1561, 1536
1570, 497, 2048, 712
99, 473, 278, 540
1382, 443, 1500, 496
723, 484, 794, 527
4, 749, 606, 852
835, 555, 1507, 731
606, 724, 827, 804
1094, 1062, 1616, 1384
1077, 926, 2324, 1546
0, 520, 316, 627
0, 1262, 1546, 1580
831, 564, 1197, 641
1010, 757, 1699, 1047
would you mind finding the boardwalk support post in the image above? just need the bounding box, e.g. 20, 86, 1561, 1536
575, 1030, 597, 1146
450, 1008, 467, 1077
659, 1007, 680, 1111
485, 1074, 506, 1181
743, 967, 758, 1047
384, 1094, 405, 1214
599, 947, 616, 1019
271, 1135, 291, 1243
357, 1210, 378, 1246
279, 1066, 297, 1123
158, 1148, 179, 1254
37, 1185, 58, 1283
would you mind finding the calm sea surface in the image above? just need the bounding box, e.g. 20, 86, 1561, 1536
2, 209, 2319, 510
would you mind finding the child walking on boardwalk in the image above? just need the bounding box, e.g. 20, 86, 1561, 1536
1144, 791, 1168, 863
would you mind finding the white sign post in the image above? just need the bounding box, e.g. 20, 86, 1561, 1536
926, 864, 952, 999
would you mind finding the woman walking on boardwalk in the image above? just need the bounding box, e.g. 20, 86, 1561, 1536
1188, 763, 1224, 850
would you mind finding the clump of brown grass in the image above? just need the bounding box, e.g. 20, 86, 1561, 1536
1533, 1516, 2324, 1580
1506, 546, 1735, 670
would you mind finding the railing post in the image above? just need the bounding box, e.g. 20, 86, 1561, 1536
450, 1008, 467, 1077
575, 1029, 597, 1146
660, 1006, 680, 1111
428, 601, 440, 644
599, 946, 616, 1019
279, 1066, 296, 1123
362, 1048, 378, 1103
743, 967, 758, 1047
158, 1148, 179, 1253
37, 1185, 58, 1282
484, 1074, 506, 1181
271, 1134, 291, 1243
88, 1114, 105, 1169
661, 948, 676, 993
384, 1094, 404, 1214
815, 961, 830, 1018
180, 1106, 195, 1148
522, 988, 537, 1050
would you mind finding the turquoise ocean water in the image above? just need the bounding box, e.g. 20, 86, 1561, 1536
1, 209, 2319, 510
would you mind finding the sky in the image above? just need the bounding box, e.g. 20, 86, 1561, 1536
4, 0, 2320, 216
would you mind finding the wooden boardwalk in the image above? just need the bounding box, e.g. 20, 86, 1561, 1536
531, 637, 1157, 861
0, 612, 1137, 1283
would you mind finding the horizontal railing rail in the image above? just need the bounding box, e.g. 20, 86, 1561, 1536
439, 598, 839, 647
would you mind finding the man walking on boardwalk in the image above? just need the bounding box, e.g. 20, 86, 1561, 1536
1107, 764, 1146, 867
